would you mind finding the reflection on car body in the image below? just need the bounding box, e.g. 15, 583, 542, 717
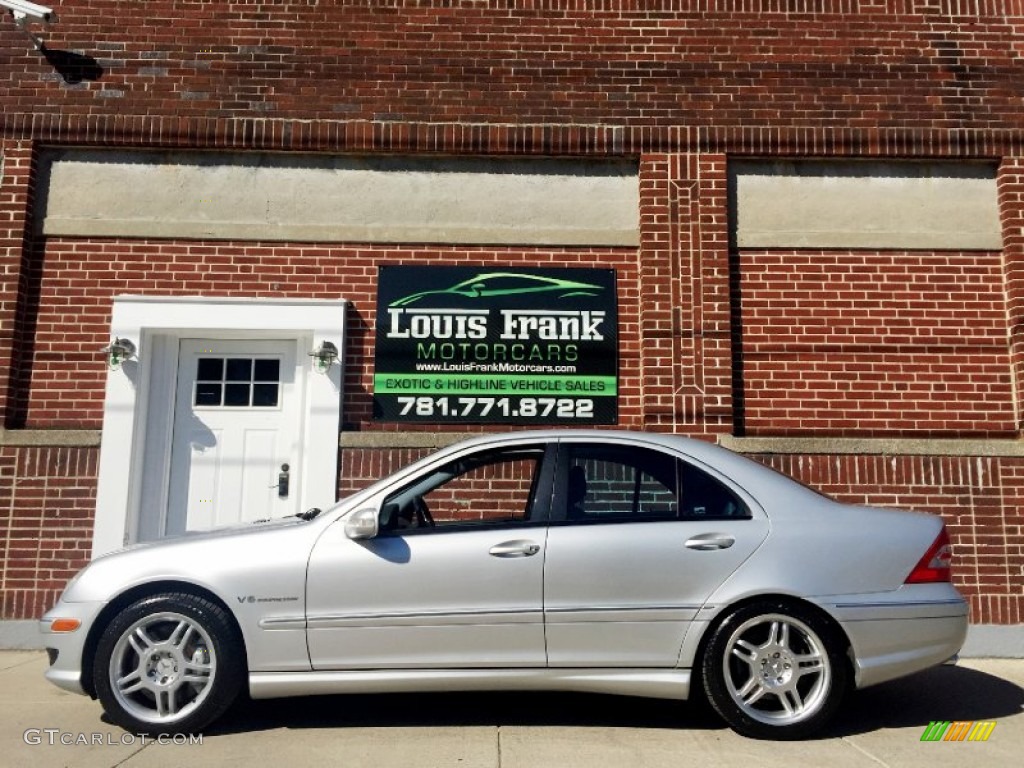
40, 431, 967, 740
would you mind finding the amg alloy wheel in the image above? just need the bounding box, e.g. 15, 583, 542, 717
94, 593, 243, 735
702, 601, 849, 739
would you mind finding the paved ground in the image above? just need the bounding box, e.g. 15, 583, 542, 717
0, 651, 1020, 767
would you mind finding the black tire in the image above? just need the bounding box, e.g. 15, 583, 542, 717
93, 592, 244, 735
701, 600, 850, 740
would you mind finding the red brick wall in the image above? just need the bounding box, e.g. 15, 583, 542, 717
735, 250, 1016, 437
0, 446, 96, 619
4, 0, 1024, 626
16, 240, 640, 430
3, 2, 1024, 132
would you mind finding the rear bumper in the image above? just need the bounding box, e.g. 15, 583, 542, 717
845, 614, 968, 688
821, 586, 968, 689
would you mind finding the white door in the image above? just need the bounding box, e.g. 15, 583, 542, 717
166, 339, 303, 535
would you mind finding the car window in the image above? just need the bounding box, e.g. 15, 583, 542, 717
561, 444, 749, 522
679, 462, 749, 518
380, 447, 546, 533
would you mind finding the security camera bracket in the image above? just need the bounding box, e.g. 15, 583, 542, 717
1, 1, 56, 50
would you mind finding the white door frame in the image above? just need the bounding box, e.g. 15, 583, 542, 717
93, 296, 347, 557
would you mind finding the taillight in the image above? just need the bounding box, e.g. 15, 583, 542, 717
905, 527, 953, 583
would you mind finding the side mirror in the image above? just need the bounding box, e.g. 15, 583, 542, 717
344, 508, 379, 540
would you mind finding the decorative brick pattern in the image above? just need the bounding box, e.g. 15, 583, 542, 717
998, 158, 1024, 431
639, 154, 733, 434
0, 142, 35, 427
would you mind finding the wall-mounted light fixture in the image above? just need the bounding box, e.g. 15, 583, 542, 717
101, 337, 137, 370
309, 340, 339, 374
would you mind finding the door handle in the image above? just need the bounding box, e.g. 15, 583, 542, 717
270, 463, 290, 499
684, 533, 735, 551
489, 540, 541, 558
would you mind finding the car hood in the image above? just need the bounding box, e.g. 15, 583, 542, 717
60, 515, 318, 604
98, 516, 309, 558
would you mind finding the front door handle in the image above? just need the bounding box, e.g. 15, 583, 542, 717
685, 533, 735, 551
489, 540, 541, 558
270, 463, 290, 499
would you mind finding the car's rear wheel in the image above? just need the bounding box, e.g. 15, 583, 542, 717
93, 593, 243, 735
702, 601, 849, 739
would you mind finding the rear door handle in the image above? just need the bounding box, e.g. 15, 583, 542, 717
489, 540, 541, 558
685, 533, 735, 551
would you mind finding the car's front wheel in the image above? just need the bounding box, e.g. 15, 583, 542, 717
702, 601, 850, 739
93, 593, 243, 735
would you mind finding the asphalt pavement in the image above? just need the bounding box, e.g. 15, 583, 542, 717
0, 651, 1021, 767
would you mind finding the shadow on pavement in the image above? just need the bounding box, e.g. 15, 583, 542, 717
822, 663, 1024, 738
200, 663, 1021, 737
209, 691, 719, 734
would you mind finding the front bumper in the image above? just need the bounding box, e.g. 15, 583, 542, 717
38, 599, 107, 697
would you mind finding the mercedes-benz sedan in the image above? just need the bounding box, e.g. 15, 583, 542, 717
40, 431, 967, 739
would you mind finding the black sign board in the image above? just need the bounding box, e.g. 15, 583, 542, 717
374, 266, 618, 424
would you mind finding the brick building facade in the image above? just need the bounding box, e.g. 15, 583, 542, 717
2, 1, 1023, 641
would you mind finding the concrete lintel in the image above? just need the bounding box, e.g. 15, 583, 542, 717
4, 430, 1024, 457
38, 151, 641, 248
0, 428, 101, 447
339, 431, 470, 450
719, 435, 1024, 457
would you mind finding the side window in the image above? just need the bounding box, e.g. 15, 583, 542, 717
380, 447, 545, 533
566, 445, 680, 521
679, 462, 750, 519
563, 444, 749, 522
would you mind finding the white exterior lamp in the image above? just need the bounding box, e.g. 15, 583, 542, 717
309, 340, 339, 374
101, 337, 137, 370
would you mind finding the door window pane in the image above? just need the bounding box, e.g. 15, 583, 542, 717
381, 448, 545, 533
192, 356, 281, 408
223, 383, 250, 407
194, 382, 222, 407
196, 358, 223, 381
567, 446, 679, 521
252, 383, 279, 407
562, 445, 749, 522
225, 358, 253, 382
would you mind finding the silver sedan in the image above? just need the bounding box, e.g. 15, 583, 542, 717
40, 431, 967, 739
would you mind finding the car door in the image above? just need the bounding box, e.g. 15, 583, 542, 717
306, 443, 554, 669
543, 438, 770, 667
